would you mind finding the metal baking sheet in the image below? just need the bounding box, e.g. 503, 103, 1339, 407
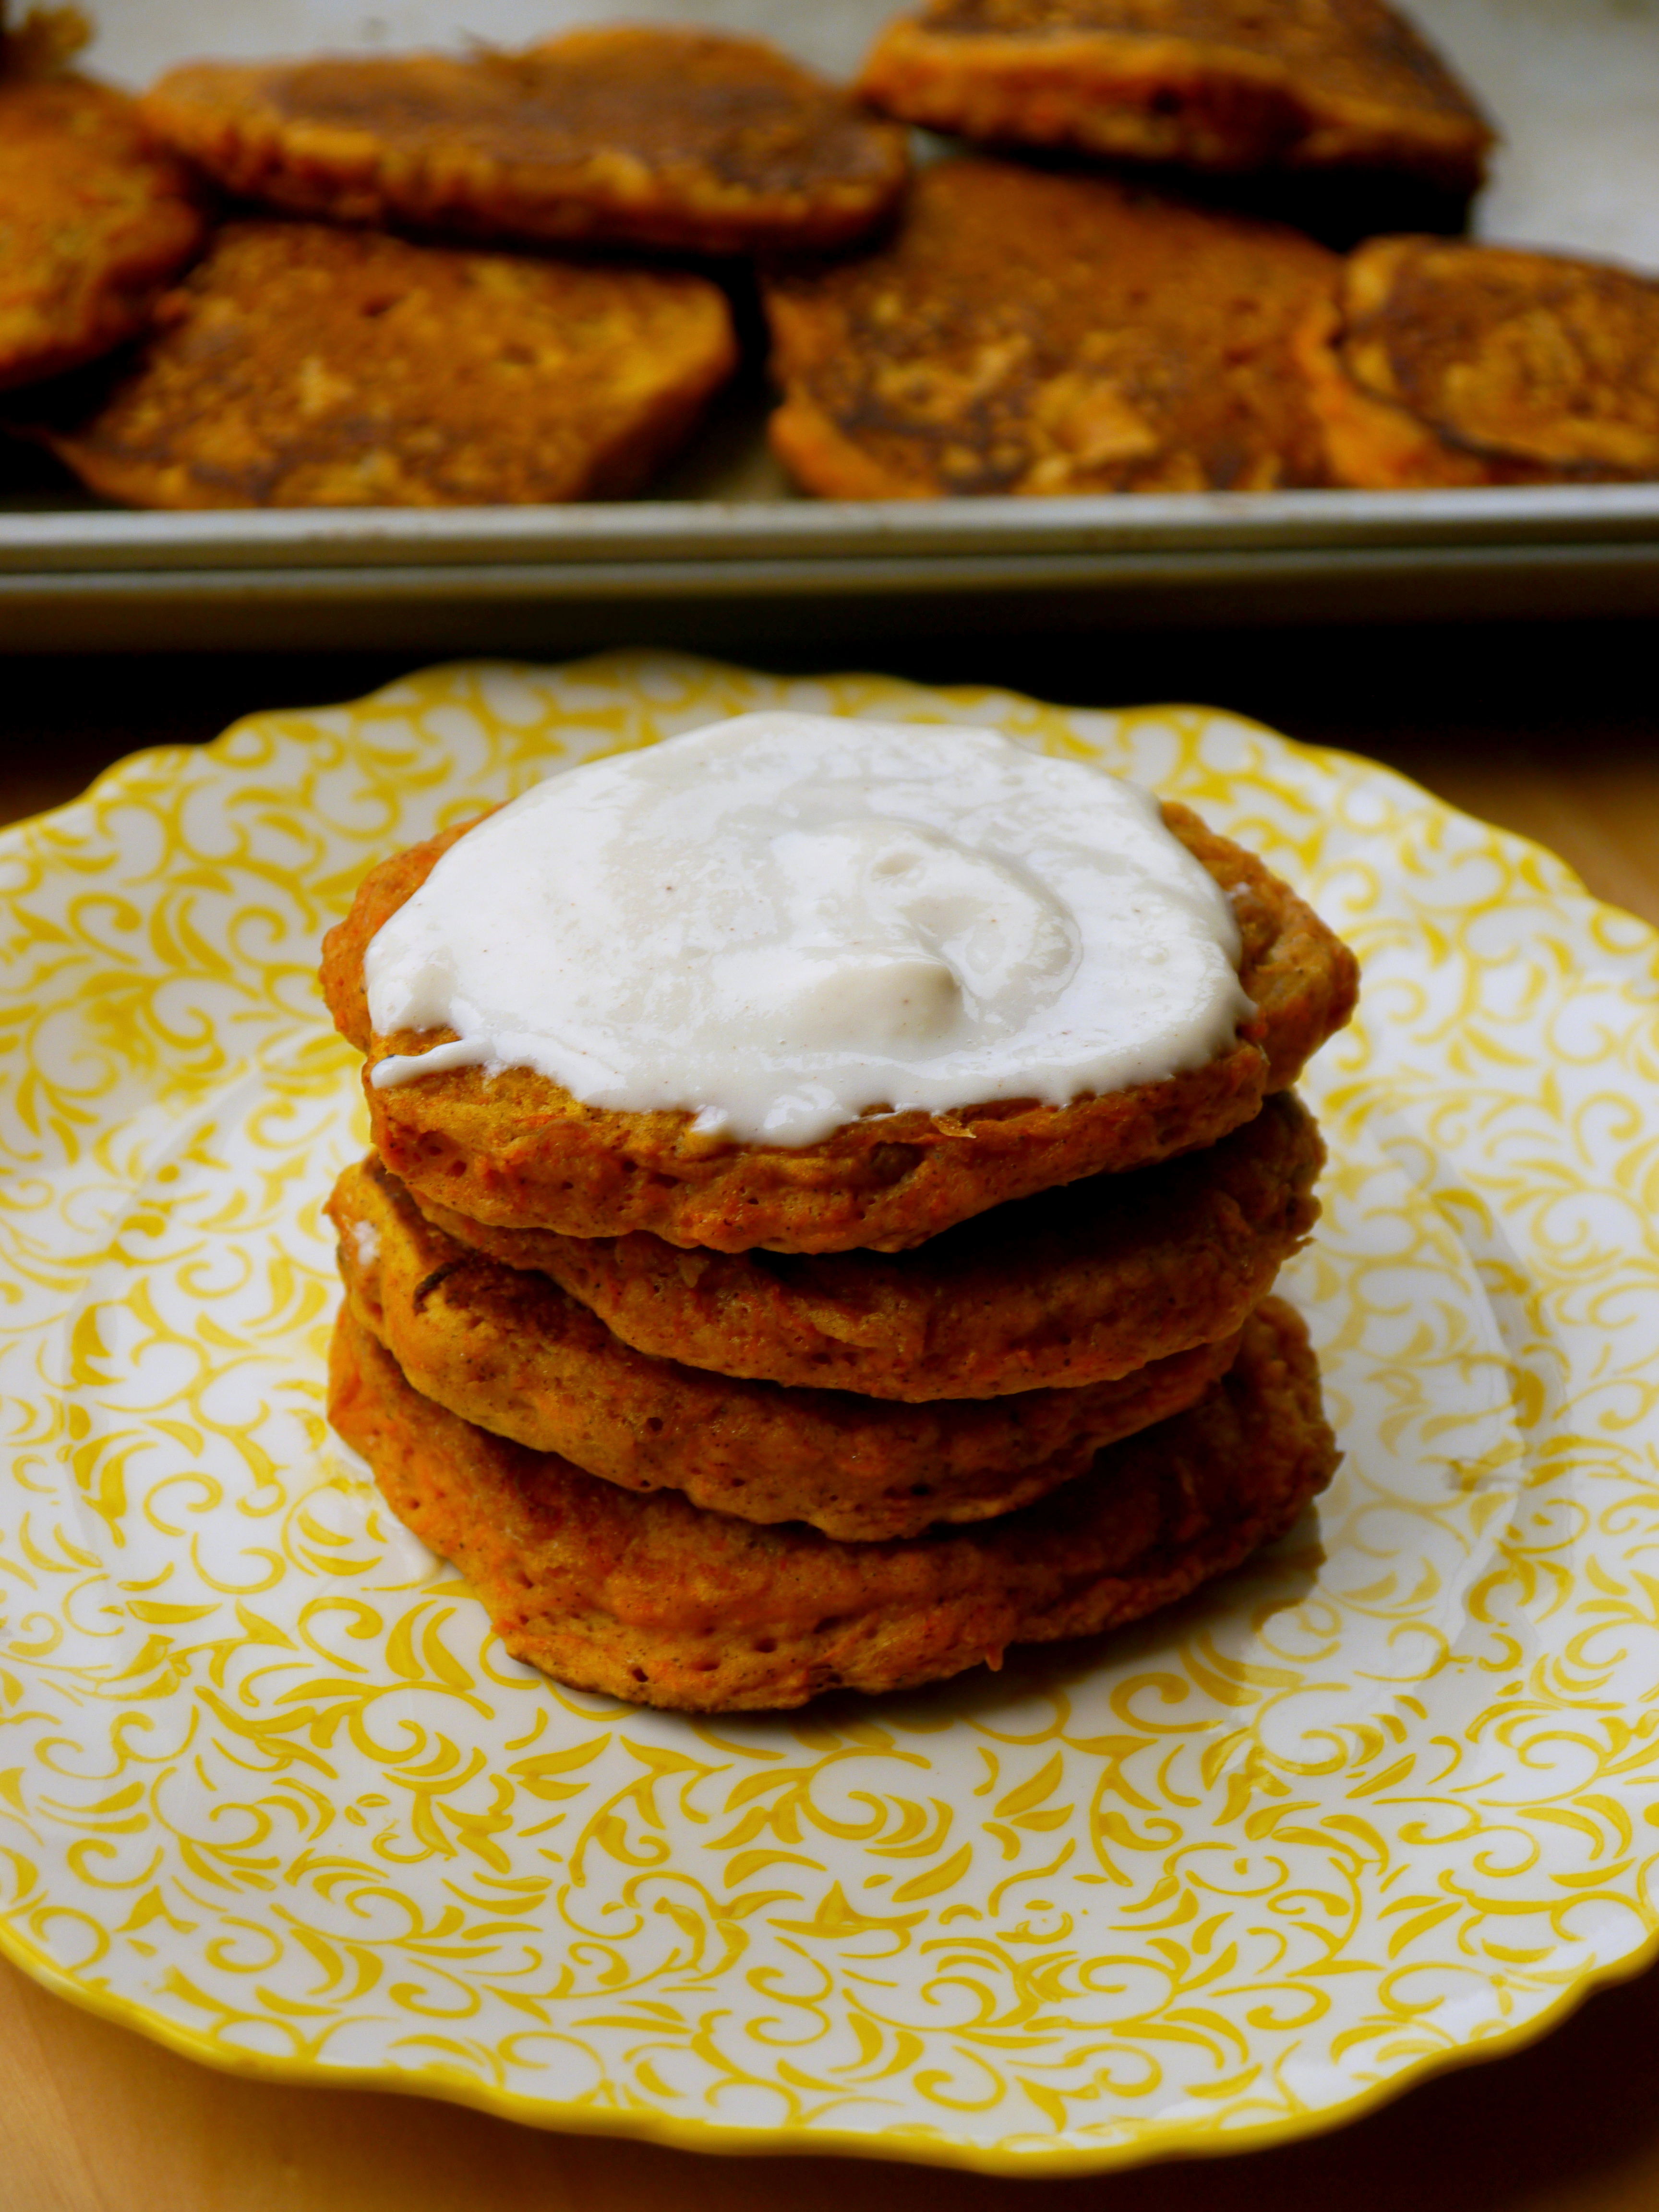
4, 0, 1658, 644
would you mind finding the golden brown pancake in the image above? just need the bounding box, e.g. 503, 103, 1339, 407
1299, 235, 1659, 488
333, 1154, 1239, 1541
762, 159, 1341, 498
857, 0, 1490, 189
140, 27, 909, 256
0, 6, 91, 80
321, 793, 1357, 1254
411, 1088, 1322, 1400
0, 74, 205, 394
328, 1296, 1337, 1711
40, 220, 737, 509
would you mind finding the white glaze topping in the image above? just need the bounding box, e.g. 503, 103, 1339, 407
364, 711, 1252, 1145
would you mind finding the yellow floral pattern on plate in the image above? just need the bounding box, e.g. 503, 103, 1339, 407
2, 653, 1658, 2173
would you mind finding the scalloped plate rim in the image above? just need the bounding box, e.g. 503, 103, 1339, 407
3, 1895, 1655, 2174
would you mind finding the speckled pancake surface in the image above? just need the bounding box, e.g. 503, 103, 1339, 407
1295, 234, 1659, 487
763, 161, 1343, 501
0, 73, 204, 393
41, 220, 737, 509
1342, 236, 1659, 474
858, 0, 1490, 185
140, 26, 909, 254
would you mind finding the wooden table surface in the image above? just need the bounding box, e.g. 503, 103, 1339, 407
4, 621, 1658, 2212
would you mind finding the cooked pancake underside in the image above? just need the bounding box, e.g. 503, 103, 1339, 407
1323, 236, 1659, 483
0, 74, 205, 394
856, 0, 1491, 187
762, 159, 1342, 499
39, 220, 738, 510
139, 27, 910, 253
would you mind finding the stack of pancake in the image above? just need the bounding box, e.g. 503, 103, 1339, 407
321, 794, 1357, 1714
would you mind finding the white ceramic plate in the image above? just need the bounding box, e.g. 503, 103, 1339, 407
2, 653, 1658, 2171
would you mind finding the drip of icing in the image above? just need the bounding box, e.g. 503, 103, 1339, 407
365, 710, 1252, 1146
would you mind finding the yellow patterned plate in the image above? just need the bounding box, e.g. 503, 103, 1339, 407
4, 653, 1659, 2173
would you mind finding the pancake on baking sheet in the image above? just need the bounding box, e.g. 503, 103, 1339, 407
857, 0, 1490, 191
0, 73, 205, 394
1298, 235, 1659, 488
408, 1088, 1322, 1401
36, 220, 738, 509
139, 27, 910, 256
322, 789, 1356, 1253
328, 1296, 1337, 1711
761, 159, 1342, 501
0, 5, 90, 79
331, 1154, 1240, 1542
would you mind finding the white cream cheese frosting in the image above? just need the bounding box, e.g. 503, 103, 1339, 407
364, 710, 1252, 1146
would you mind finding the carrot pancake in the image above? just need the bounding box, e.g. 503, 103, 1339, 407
0, 74, 204, 393
857, 0, 1490, 189
333, 1154, 1238, 1541
140, 27, 909, 256
1, 6, 93, 81
329, 1297, 1336, 1711
413, 1088, 1320, 1401
40, 220, 737, 509
762, 160, 1341, 499
321, 795, 1355, 1254
1299, 235, 1659, 488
